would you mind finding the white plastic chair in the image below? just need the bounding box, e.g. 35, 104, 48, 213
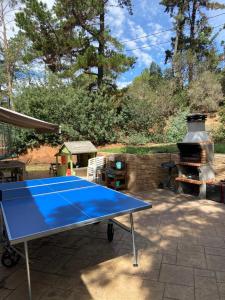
87, 156, 105, 182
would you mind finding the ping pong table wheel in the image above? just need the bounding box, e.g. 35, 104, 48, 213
1, 249, 21, 268
107, 223, 114, 242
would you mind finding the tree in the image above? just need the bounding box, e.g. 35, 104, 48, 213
160, 0, 225, 84
127, 61, 188, 130
188, 71, 223, 112
0, 0, 23, 105
12, 74, 128, 149
15, 0, 135, 88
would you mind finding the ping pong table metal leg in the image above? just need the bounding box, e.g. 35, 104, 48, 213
0, 209, 5, 242
24, 241, 32, 300
130, 213, 138, 267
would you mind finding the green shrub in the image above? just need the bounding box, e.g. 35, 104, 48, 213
13, 78, 124, 153
124, 132, 151, 145
212, 106, 225, 143
164, 109, 189, 143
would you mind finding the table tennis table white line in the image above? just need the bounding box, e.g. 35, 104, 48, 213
1, 178, 83, 192
45, 182, 95, 220
3, 184, 98, 201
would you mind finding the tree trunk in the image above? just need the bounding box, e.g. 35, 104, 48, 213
97, 0, 105, 88
0, 1, 13, 108
188, 0, 197, 84
173, 1, 185, 88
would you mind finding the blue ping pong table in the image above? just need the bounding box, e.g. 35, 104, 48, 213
0, 175, 152, 300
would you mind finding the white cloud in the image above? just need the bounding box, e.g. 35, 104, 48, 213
107, 4, 126, 38
134, 49, 152, 67
128, 20, 148, 43
139, 0, 160, 18
42, 0, 55, 9
116, 80, 132, 89
126, 39, 153, 67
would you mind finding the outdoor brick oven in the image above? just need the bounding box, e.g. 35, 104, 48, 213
176, 114, 215, 198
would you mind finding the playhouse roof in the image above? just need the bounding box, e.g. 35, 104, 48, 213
59, 141, 97, 154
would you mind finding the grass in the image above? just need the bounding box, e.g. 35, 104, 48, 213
100, 144, 178, 155
26, 164, 49, 171
214, 144, 225, 154
100, 143, 225, 155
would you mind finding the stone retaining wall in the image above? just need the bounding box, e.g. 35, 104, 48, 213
18, 145, 225, 192
98, 152, 225, 192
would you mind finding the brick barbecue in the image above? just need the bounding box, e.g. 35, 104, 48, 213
176, 114, 215, 198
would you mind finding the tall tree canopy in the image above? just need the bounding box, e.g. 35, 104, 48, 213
160, 0, 225, 84
0, 0, 25, 104
15, 0, 135, 87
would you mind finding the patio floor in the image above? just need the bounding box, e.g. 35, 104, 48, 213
1, 189, 225, 300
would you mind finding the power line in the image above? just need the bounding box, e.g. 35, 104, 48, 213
207, 12, 225, 20
212, 23, 225, 29
124, 23, 225, 52
121, 12, 225, 45
125, 40, 171, 52
121, 28, 173, 44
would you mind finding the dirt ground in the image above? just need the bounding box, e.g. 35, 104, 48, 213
26, 164, 87, 180
26, 164, 51, 179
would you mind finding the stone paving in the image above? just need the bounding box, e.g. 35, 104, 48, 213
1, 189, 225, 299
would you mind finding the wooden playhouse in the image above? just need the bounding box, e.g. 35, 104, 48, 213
55, 141, 97, 176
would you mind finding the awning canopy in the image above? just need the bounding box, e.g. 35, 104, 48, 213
0, 106, 59, 133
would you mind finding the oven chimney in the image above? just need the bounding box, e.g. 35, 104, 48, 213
183, 114, 211, 143
187, 114, 206, 132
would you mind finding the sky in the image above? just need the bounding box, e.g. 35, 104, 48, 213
6, 0, 225, 88
106, 0, 225, 88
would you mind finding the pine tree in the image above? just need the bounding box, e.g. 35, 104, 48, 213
160, 0, 225, 84
0, 0, 22, 105
16, 0, 135, 88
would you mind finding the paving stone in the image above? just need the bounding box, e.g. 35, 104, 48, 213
195, 288, 220, 300
0, 287, 13, 299
205, 247, 225, 256
206, 254, 225, 271
216, 271, 225, 283
218, 283, 225, 296
194, 269, 215, 278
95, 252, 162, 280
178, 243, 204, 253
65, 287, 94, 300
158, 238, 178, 255
179, 236, 200, 245
82, 272, 163, 300
5, 282, 48, 300
159, 225, 187, 238
159, 264, 194, 286
195, 276, 218, 290
142, 280, 165, 300
57, 256, 92, 276
215, 226, 225, 237
164, 283, 194, 300
198, 237, 225, 248
3, 269, 26, 289
177, 251, 207, 268
195, 275, 220, 300
162, 254, 176, 265
40, 288, 73, 300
